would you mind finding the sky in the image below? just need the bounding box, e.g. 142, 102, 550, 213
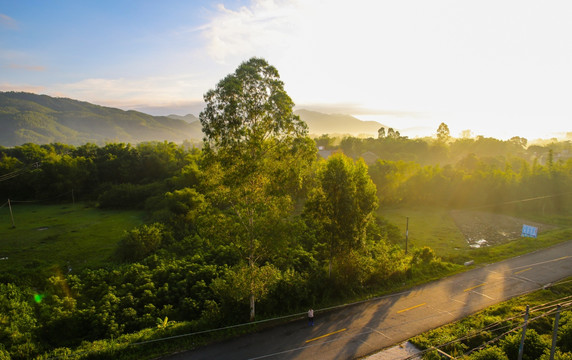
1, 0, 571, 140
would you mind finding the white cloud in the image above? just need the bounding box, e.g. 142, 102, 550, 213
198, 0, 572, 138
201, 0, 302, 63
54, 75, 205, 112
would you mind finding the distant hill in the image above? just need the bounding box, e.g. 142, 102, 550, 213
295, 109, 385, 137
0, 92, 203, 146
0, 92, 388, 147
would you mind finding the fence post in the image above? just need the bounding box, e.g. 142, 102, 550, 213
549, 305, 562, 360
8, 199, 15, 228
518, 305, 529, 360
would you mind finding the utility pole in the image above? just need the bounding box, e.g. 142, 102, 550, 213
8, 199, 15, 228
405, 217, 409, 254
518, 305, 529, 360
549, 305, 562, 360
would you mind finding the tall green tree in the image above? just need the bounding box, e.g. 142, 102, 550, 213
436, 122, 451, 143
304, 154, 378, 278
199, 57, 314, 321
377, 127, 386, 139
200, 57, 308, 165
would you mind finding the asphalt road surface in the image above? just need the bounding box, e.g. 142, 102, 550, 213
162, 240, 572, 360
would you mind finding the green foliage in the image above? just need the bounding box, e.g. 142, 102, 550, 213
436, 122, 451, 143
500, 329, 550, 360
468, 346, 509, 360
304, 154, 378, 264
98, 182, 167, 209
540, 350, 572, 360
0, 283, 39, 359
558, 312, 572, 352
199, 57, 315, 321
200, 58, 307, 156
117, 223, 166, 261
0, 141, 197, 202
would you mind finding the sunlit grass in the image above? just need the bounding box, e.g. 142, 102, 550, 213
379, 206, 469, 257
0, 203, 144, 282
380, 203, 572, 267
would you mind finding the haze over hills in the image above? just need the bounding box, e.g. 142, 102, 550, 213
294, 109, 386, 137
0, 92, 387, 147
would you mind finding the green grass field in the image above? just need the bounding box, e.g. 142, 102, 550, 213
0, 203, 144, 282
379, 204, 572, 266
380, 206, 468, 255
1, 201, 569, 286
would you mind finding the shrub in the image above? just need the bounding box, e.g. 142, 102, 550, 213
558, 312, 572, 352
469, 346, 509, 360
98, 182, 166, 209
117, 223, 164, 261
500, 329, 550, 360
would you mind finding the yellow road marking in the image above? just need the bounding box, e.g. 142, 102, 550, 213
514, 267, 532, 275
556, 256, 570, 261
306, 328, 347, 343
464, 283, 486, 292
397, 303, 426, 313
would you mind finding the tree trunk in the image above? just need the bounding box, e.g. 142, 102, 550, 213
249, 211, 256, 322
249, 293, 255, 322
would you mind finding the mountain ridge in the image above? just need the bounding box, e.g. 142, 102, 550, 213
0, 92, 203, 146
0, 92, 386, 146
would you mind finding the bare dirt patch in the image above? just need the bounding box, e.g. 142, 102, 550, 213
450, 210, 558, 248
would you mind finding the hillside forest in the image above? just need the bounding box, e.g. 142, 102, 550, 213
1, 58, 572, 359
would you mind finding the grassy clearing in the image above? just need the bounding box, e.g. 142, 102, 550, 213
379, 206, 470, 257
0, 203, 144, 282
378, 205, 572, 266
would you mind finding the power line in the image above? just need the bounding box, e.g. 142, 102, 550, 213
0, 162, 40, 182
401, 295, 572, 359
466, 191, 572, 211
464, 301, 572, 357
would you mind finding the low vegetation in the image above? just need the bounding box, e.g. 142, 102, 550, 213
410, 278, 572, 359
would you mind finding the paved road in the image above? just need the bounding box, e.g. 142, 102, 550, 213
163, 240, 572, 360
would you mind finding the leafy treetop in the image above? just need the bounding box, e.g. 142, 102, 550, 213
199, 57, 308, 159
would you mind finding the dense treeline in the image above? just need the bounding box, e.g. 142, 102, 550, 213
1, 58, 571, 359
0, 141, 196, 205
325, 132, 572, 212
